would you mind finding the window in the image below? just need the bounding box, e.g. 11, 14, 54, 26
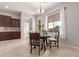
48, 22, 54, 29
48, 21, 61, 29
54, 21, 61, 27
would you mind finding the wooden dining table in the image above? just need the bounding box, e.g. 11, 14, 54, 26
40, 35, 51, 51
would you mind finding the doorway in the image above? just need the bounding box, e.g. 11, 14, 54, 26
23, 21, 29, 39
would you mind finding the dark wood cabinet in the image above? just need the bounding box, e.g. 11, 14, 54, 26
0, 15, 20, 27
16, 19, 20, 27
4, 32, 10, 40
0, 15, 11, 27
0, 32, 4, 41
0, 15, 21, 41
0, 32, 20, 41
9, 32, 20, 39
11, 18, 20, 27
11, 18, 16, 27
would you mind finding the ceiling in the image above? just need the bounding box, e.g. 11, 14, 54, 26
0, 2, 61, 15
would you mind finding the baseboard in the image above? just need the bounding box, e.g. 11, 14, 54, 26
60, 39, 79, 49
67, 43, 79, 49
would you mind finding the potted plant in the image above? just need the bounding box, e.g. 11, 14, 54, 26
38, 20, 41, 32
37, 20, 45, 32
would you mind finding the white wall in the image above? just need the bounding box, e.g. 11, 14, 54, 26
46, 2, 79, 47
64, 3, 79, 47
21, 12, 36, 40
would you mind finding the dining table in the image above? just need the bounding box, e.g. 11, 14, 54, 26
40, 35, 51, 51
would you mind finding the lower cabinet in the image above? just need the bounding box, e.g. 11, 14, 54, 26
0, 32, 20, 41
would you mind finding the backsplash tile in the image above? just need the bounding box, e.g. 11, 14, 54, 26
0, 27, 20, 32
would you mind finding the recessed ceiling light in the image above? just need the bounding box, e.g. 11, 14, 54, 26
6, 6, 8, 8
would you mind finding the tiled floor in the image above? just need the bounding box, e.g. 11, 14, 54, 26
0, 39, 79, 57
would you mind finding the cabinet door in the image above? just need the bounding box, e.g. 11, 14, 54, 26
0, 32, 4, 41
11, 18, 14, 27
14, 32, 20, 38
18, 19, 20, 27
17, 32, 20, 38
0, 15, 5, 26
5, 16, 11, 27
14, 19, 18, 27
11, 18, 16, 27
11, 18, 20, 27
0, 32, 5, 41
0, 15, 11, 27
5, 32, 11, 40
0, 32, 20, 41
10, 32, 20, 39
16, 19, 20, 27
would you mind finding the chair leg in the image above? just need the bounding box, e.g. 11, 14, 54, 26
57, 41, 59, 48
54, 42, 56, 46
39, 46, 40, 56
41, 44, 43, 50
49, 41, 51, 48
30, 45, 32, 54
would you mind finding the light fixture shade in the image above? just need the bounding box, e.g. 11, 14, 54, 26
36, 9, 44, 14
35, 2, 45, 14
6, 6, 8, 8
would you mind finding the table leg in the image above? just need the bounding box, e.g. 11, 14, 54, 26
46, 38, 49, 46
44, 39, 46, 51
41, 43, 43, 50
44, 43, 46, 51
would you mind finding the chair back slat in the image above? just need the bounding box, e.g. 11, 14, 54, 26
55, 31, 60, 41
29, 33, 40, 40
29, 33, 40, 44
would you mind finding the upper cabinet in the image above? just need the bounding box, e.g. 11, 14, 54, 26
0, 15, 20, 27
0, 15, 11, 27
11, 18, 20, 27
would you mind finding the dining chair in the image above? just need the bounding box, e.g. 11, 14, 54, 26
49, 31, 60, 48
29, 33, 43, 56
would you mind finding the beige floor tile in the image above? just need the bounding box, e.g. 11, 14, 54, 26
0, 39, 79, 57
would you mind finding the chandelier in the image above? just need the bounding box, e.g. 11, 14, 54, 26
36, 2, 45, 14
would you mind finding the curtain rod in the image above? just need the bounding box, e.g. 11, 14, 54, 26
47, 7, 66, 16
47, 9, 60, 16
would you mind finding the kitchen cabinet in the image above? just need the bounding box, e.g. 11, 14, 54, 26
0, 15, 20, 27
0, 32, 20, 41
0, 15, 11, 27
11, 18, 20, 27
